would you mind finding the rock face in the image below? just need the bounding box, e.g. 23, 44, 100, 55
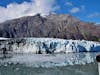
0, 14, 100, 41
0, 38, 100, 55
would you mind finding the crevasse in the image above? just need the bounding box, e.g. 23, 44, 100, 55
0, 38, 100, 54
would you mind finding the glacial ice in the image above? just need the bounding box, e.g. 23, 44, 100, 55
0, 38, 100, 54
0, 38, 100, 67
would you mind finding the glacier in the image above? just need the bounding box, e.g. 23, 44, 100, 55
0, 38, 100, 54
0, 38, 100, 67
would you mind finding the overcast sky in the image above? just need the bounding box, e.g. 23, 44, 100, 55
0, 0, 100, 24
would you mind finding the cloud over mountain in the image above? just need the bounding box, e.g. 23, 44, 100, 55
0, 0, 57, 23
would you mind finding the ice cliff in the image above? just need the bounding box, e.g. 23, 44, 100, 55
0, 38, 100, 67
0, 38, 100, 54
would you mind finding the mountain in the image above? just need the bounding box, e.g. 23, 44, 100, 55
0, 14, 100, 41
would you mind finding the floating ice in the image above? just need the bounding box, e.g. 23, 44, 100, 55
0, 53, 99, 67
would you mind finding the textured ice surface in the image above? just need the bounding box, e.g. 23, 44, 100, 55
0, 53, 99, 67
0, 38, 100, 54
0, 38, 100, 67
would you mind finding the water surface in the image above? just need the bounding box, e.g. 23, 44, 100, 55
0, 52, 99, 75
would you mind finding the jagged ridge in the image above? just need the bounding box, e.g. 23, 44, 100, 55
0, 14, 100, 41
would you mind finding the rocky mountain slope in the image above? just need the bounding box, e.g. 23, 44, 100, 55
0, 14, 100, 41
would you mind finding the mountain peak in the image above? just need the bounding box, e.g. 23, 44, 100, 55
46, 14, 79, 23
0, 14, 99, 41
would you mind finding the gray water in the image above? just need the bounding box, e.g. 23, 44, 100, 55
0, 62, 98, 75
0, 52, 99, 75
